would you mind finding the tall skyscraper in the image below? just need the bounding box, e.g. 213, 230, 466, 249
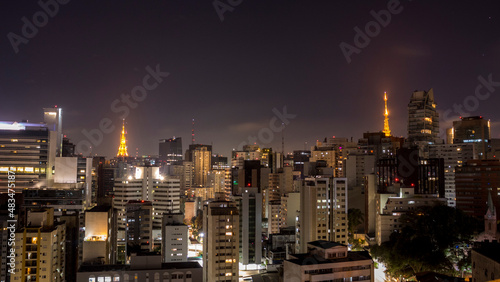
452, 116, 491, 159
297, 177, 348, 252
235, 187, 262, 269
193, 146, 211, 187
407, 88, 440, 145
159, 137, 183, 165
202, 193, 240, 282
114, 166, 181, 229
185, 144, 212, 187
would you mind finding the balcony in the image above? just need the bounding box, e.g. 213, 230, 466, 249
84, 235, 107, 242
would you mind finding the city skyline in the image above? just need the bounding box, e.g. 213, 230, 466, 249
1, 1, 500, 157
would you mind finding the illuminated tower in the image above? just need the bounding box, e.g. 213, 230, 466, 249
383, 92, 391, 137
117, 120, 128, 157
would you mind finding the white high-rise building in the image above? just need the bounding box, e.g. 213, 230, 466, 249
162, 213, 188, 262
114, 166, 181, 229
297, 177, 348, 253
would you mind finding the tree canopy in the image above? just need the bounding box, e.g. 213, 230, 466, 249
348, 208, 365, 250
348, 208, 364, 235
371, 204, 481, 278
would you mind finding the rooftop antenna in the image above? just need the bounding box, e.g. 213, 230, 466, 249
281, 123, 285, 156
191, 118, 195, 145
281, 123, 285, 167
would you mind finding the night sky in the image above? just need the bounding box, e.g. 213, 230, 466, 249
1, 1, 500, 158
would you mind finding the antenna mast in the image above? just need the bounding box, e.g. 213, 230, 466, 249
191, 118, 195, 145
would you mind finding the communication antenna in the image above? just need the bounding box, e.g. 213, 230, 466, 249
191, 118, 195, 145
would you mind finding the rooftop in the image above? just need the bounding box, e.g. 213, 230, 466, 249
416, 271, 465, 282
79, 261, 201, 273
287, 251, 372, 266
473, 242, 500, 263
88, 205, 112, 213
308, 240, 345, 249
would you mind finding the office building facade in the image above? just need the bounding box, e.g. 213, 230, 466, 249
452, 116, 491, 159
455, 159, 500, 219
162, 213, 189, 263
159, 137, 183, 165
114, 166, 181, 229
407, 89, 440, 145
